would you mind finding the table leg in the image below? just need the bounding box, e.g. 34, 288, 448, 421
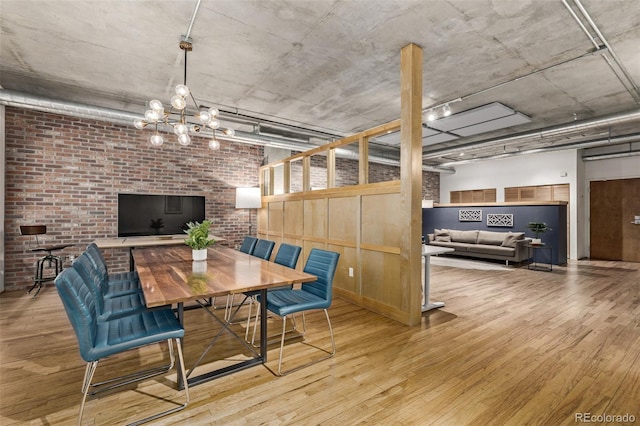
422, 255, 445, 312
176, 302, 185, 390
260, 288, 267, 363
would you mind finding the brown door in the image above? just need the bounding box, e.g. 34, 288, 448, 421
590, 178, 640, 262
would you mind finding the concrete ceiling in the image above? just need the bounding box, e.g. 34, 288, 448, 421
1, 0, 639, 169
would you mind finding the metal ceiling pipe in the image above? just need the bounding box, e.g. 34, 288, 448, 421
438, 134, 640, 167
0, 89, 455, 174
582, 150, 640, 161
422, 109, 640, 160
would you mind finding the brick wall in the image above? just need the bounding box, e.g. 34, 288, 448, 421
4, 107, 263, 291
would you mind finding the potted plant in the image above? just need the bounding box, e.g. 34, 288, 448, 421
527, 222, 550, 244
184, 220, 215, 261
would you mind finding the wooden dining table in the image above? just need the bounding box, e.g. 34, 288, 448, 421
132, 244, 317, 388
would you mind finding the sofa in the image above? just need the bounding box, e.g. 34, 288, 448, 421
428, 229, 528, 265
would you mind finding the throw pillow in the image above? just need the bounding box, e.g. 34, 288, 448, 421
502, 232, 525, 247
434, 228, 451, 242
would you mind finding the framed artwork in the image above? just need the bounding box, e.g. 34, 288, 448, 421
459, 209, 482, 222
487, 213, 514, 227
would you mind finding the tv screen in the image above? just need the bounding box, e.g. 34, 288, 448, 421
117, 194, 206, 237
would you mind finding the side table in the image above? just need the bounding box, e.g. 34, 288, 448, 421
527, 244, 552, 272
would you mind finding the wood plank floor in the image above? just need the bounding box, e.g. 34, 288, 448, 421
1, 259, 639, 425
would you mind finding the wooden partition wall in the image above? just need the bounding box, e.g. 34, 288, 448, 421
258, 44, 424, 325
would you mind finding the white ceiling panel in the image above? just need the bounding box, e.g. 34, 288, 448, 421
423, 132, 459, 145
452, 112, 532, 137
375, 125, 440, 145
427, 102, 516, 132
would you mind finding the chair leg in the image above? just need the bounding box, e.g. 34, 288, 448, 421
128, 338, 190, 426
77, 340, 189, 426
89, 339, 175, 393
276, 309, 336, 376
78, 361, 99, 426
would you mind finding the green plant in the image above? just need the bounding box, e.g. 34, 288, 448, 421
527, 222, 550, 238
184, 220, 216, 250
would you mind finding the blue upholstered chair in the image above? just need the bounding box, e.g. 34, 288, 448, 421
238, 236, 258, 255
72, 252, 147, 321
86, 242, 139, 284
252, 239, 275, 261
227, 238, 272, 322
273, 243, 302, 269
54, 267, 189, 425
247, 243, 302, 342
261, 248, 340, 375
73, 251, 140, 299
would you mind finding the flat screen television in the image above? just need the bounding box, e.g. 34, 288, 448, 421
117, 194, 206, 237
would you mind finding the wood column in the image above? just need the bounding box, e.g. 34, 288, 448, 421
399, 43, 423, 326
359, 135, 369, 185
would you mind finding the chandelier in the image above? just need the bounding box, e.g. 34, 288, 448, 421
133, 37, 235, 150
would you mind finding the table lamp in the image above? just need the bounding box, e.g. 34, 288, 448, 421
235, 187, 262, 235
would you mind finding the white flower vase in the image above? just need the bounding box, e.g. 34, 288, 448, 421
192, 260, 207, 274
192, 248, 207, 261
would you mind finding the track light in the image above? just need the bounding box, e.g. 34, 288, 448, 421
443, 104, 451, 117
425, 109, 437, 122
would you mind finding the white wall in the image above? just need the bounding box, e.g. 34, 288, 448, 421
583, 156, 640, 181
440, 150, 579, 259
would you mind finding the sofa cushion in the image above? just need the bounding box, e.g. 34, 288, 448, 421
430, 241, 473, 252
501, 231, 525, 248
467, 244, 515, 256
477, 230, 508, 246
450, 230, 478, 244
434, 228, 451, 242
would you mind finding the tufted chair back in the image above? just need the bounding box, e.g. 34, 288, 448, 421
54, 267, 97, 362
300, 249, 340, 307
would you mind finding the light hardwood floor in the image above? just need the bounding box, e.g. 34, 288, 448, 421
1, 259, 639, 425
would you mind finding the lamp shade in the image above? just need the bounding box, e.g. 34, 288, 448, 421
235, 187, 262, 209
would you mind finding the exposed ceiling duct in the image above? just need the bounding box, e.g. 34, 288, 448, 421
438, 134, 640, 167
422, 109, 640, 160
0, 89, 455, 174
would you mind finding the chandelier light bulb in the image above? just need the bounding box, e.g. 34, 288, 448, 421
150, 133, 164, 146
173, 123, 188, 135
170, 95, 186, 110
443, 104, 451, 117
208, 119, 220, 129
178, 134, 191, 146
208, 107, 219, 118
133, 119, 146, 130
149, 99, 163, 112
224, 128, 235, 137
175, 84, 190, 97
198, 110, 211, 123
208, 139, 220, 150
144, 109, 160, 122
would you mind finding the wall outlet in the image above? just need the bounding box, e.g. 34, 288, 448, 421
348, 267, 354, 277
